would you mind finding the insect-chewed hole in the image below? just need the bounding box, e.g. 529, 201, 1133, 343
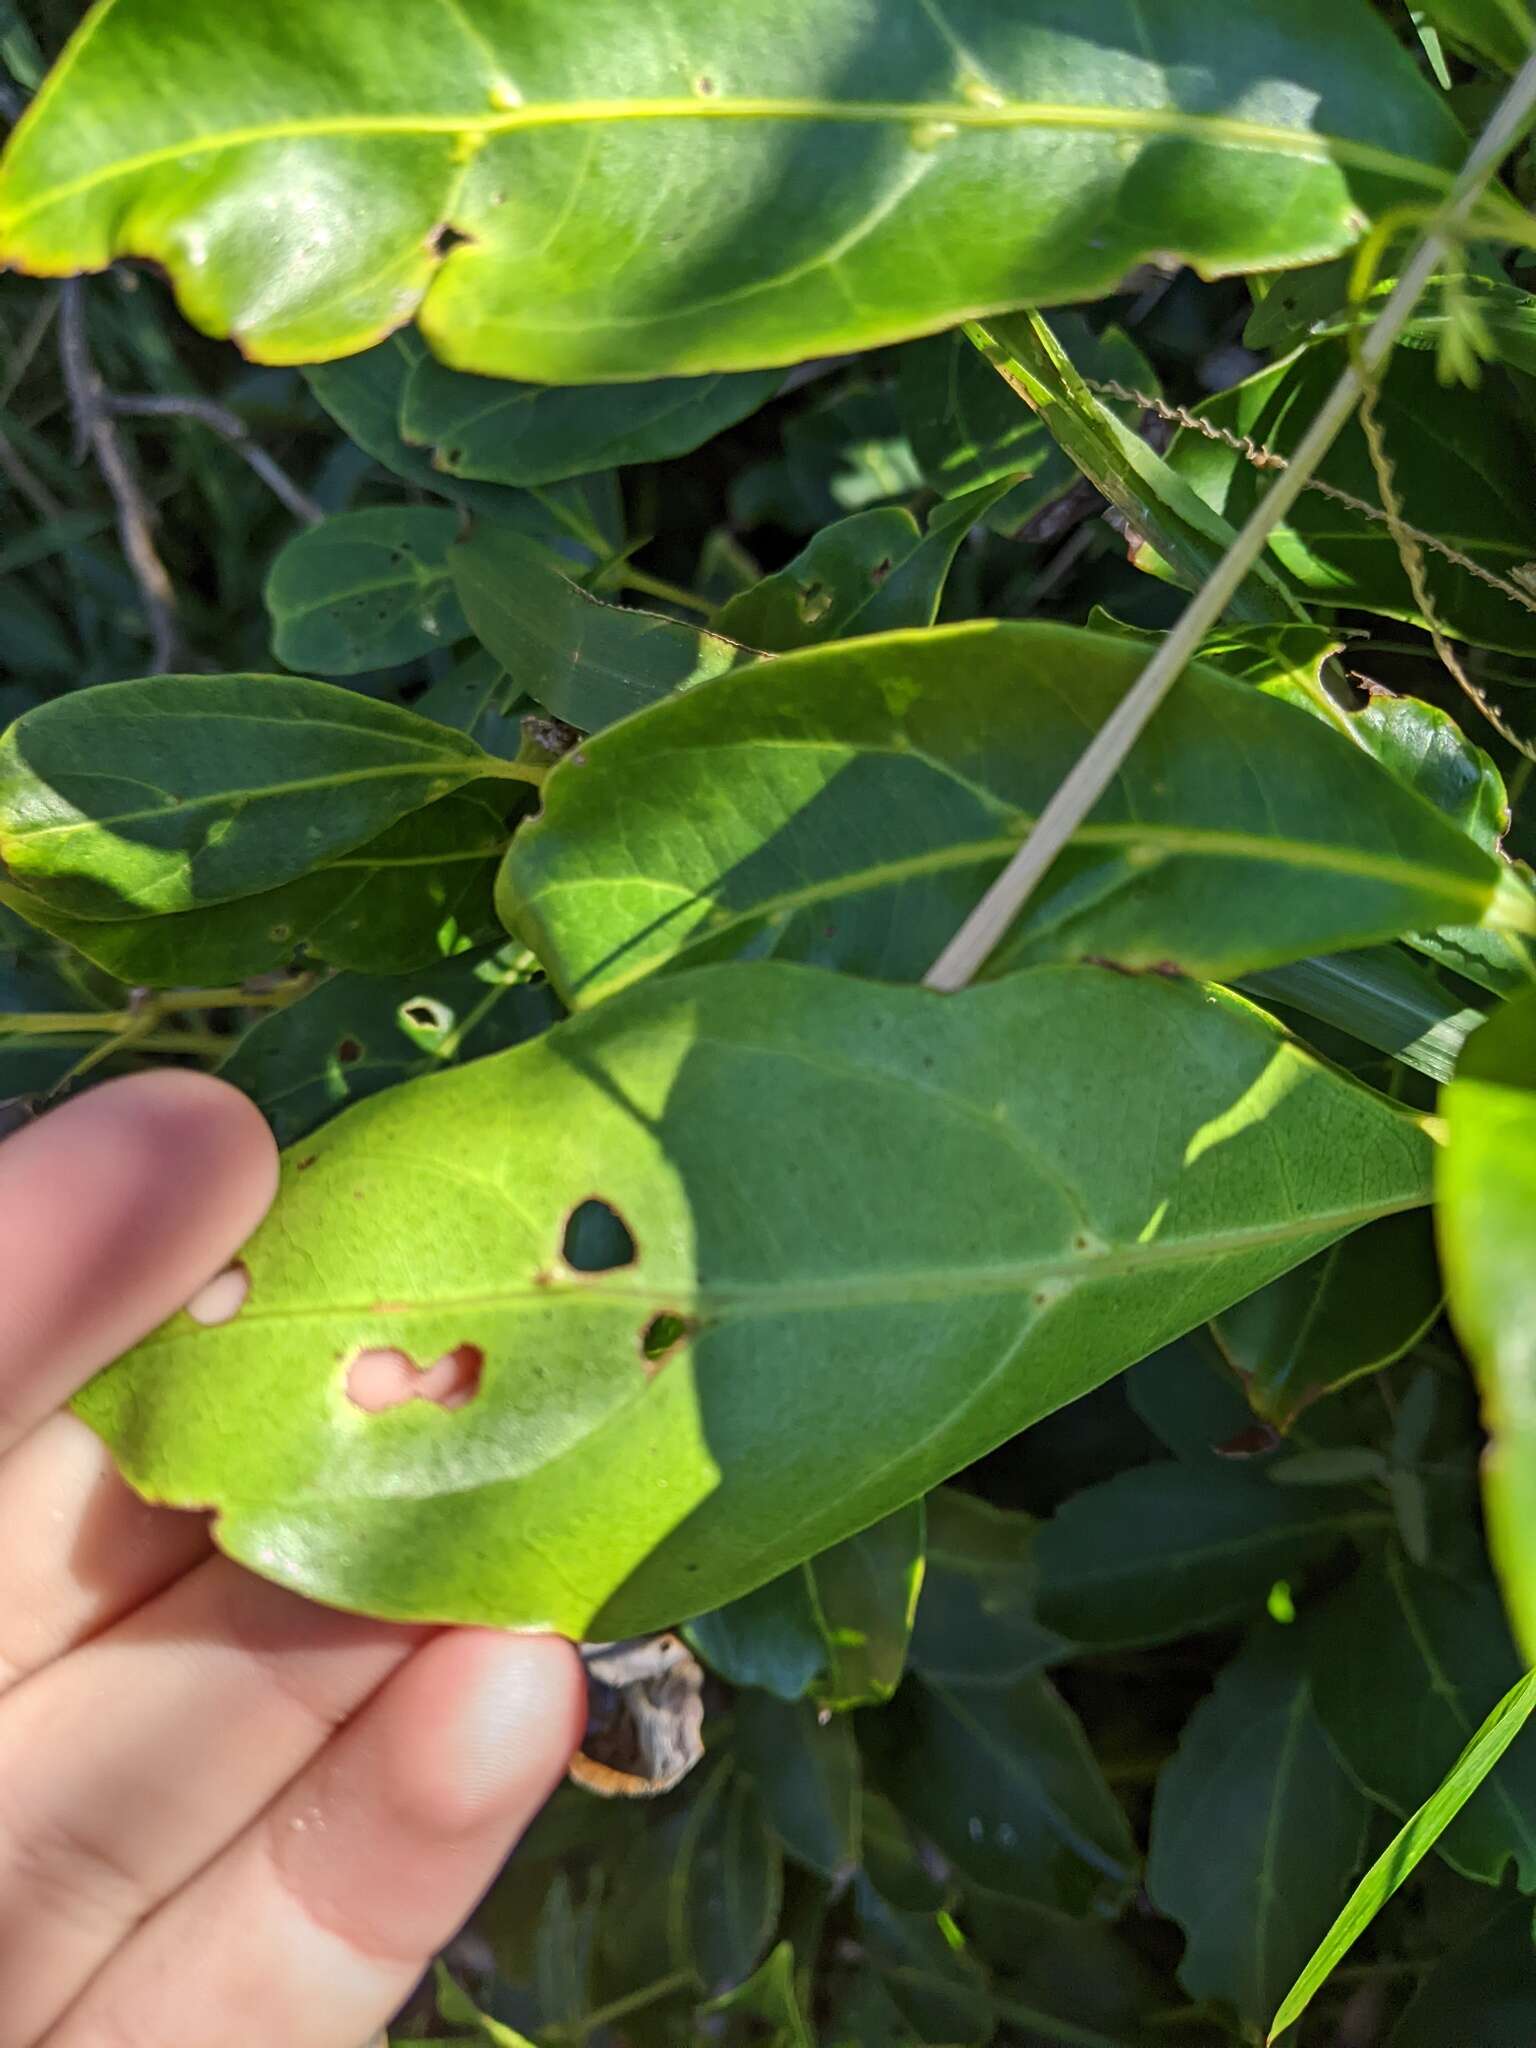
561, 1197, 637, 1273
640, 1311, 697, 1366
186, 1261, 250, 1326
400, 996, 452, 1033
346, 1342, 484, 1414
336, 1036, 364, 1065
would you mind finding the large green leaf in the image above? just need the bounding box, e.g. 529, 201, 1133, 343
864, 1671, 1137, 1914
1440, 990, 1536, 1662
265, 507, 467, 676
0, 1, 1464, 377
1032, 1462, 1379, 1647
1147, 1625, 1371, 2029
75, 961, 1433, 1636
452, 524, 748, 733
499, 622, 1522, 1009
1165, 340, 1536, 655
0, 673, 511, 922
1308, 1545, 1536, 1889
400, 354, 782, 488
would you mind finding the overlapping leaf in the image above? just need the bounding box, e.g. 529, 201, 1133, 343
0, 0, 1465, 377
499, 622, 1521, 1008
76, 961, 1432, 1637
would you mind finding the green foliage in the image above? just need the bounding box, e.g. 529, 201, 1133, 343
3, 3, 1536, 2041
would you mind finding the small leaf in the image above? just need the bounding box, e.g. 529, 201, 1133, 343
451, 524, 748, 733
1033, 1462, 1378, 1647
433, 1964, 539, 2047
1211, 1212, 1443, 1427
0, 674, 501, 922
265, 507, 467, 676
401, 355, 781, 487
1269, 1666, 1536, 2041
713, 509, 923, 651
864, 1671, 1137, 1913
700, 1940, 814, 2048
1308, 1546, 1536, 1888
1414, 0, 1535, 70
1147, 1625, 1371, 2029
74, 963, 1434, 1637
852, 1878, 994, 2047
502, 621, 1517, 1009
1440, 992, 1536, 1664
735, 1692, 861, 1881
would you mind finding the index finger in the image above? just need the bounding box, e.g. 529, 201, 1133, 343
0, 1069, 278, 1457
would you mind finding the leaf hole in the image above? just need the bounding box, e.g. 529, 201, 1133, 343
400, 995, 453, 1033
336, 1037, 364, 1065
433, 223, 476, 254
694, 72, 718, 95
346, 1342, 484, 1414
561, 1196, 637, 1272
186, 1261, 250, 1326
640, 1310, 696, 1370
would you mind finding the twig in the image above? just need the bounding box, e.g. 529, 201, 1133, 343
922, 49, 1536, 992
0, 427, 63, 522
107, 392, 324, 526
0, 289, 59, 408
58, 280, 181, 672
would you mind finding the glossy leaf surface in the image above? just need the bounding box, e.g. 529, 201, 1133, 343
75, 962, 1431, 1636
0, 0, 1464, 376
500, 622, 1514, 1008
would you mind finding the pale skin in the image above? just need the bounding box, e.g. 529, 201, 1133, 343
0, 1070, 585, 2046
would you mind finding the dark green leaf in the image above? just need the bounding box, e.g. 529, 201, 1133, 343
501, 621, 1521, 1008
1387, 1898, 1536, 2046
1239, 946, 1485, 1086
1124, 1331, 1258, 1464
1414, 0, 1534, 69
735, 1692, 861, 1881
713, 509, 924, 651
908, 1488, 1068, 1684
1147, 1625, 1371, 2028
852, 1878, 994, 2047
1308, 1545, 1536, 1888
865, 1671, 1137, 1913
216, 949, 561, 1146
0, 1, 1464, 375
669, 1763, 782, 1996
700, 1940, 814, 2048
859, 1789, 948, 1914
400, 356, 781, 487
1211, 1212, 1443, 1427
452, 524, 747, 733
76, 964, 1433, 1636
686, 1577, 828, 1705
1034, 1463, 1379, 1647
265, 507, 466, 676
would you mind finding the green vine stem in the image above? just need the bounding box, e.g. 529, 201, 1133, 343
922, 48, 1536, 993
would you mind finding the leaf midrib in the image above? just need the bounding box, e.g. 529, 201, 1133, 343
151, 1192, 1426, 1334
1, 97, 1453, 233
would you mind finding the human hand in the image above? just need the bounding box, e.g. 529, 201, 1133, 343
0, 1071, 584, 2046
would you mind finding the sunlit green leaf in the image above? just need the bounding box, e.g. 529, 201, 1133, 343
0, 0, 1464, 375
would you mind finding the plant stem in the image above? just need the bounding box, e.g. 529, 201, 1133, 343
107, 392, 324, 525
922, 47, 1536, 993
541, 1968, 697, 2041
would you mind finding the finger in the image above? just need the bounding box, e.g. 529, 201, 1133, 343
0, 1414, 210, 1694
0, 1558, 421, 2043
0, 1068, 278, 1455
47, 1632, 583, 2048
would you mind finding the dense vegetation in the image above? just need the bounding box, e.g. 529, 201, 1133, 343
3, 0, 1536, 2040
